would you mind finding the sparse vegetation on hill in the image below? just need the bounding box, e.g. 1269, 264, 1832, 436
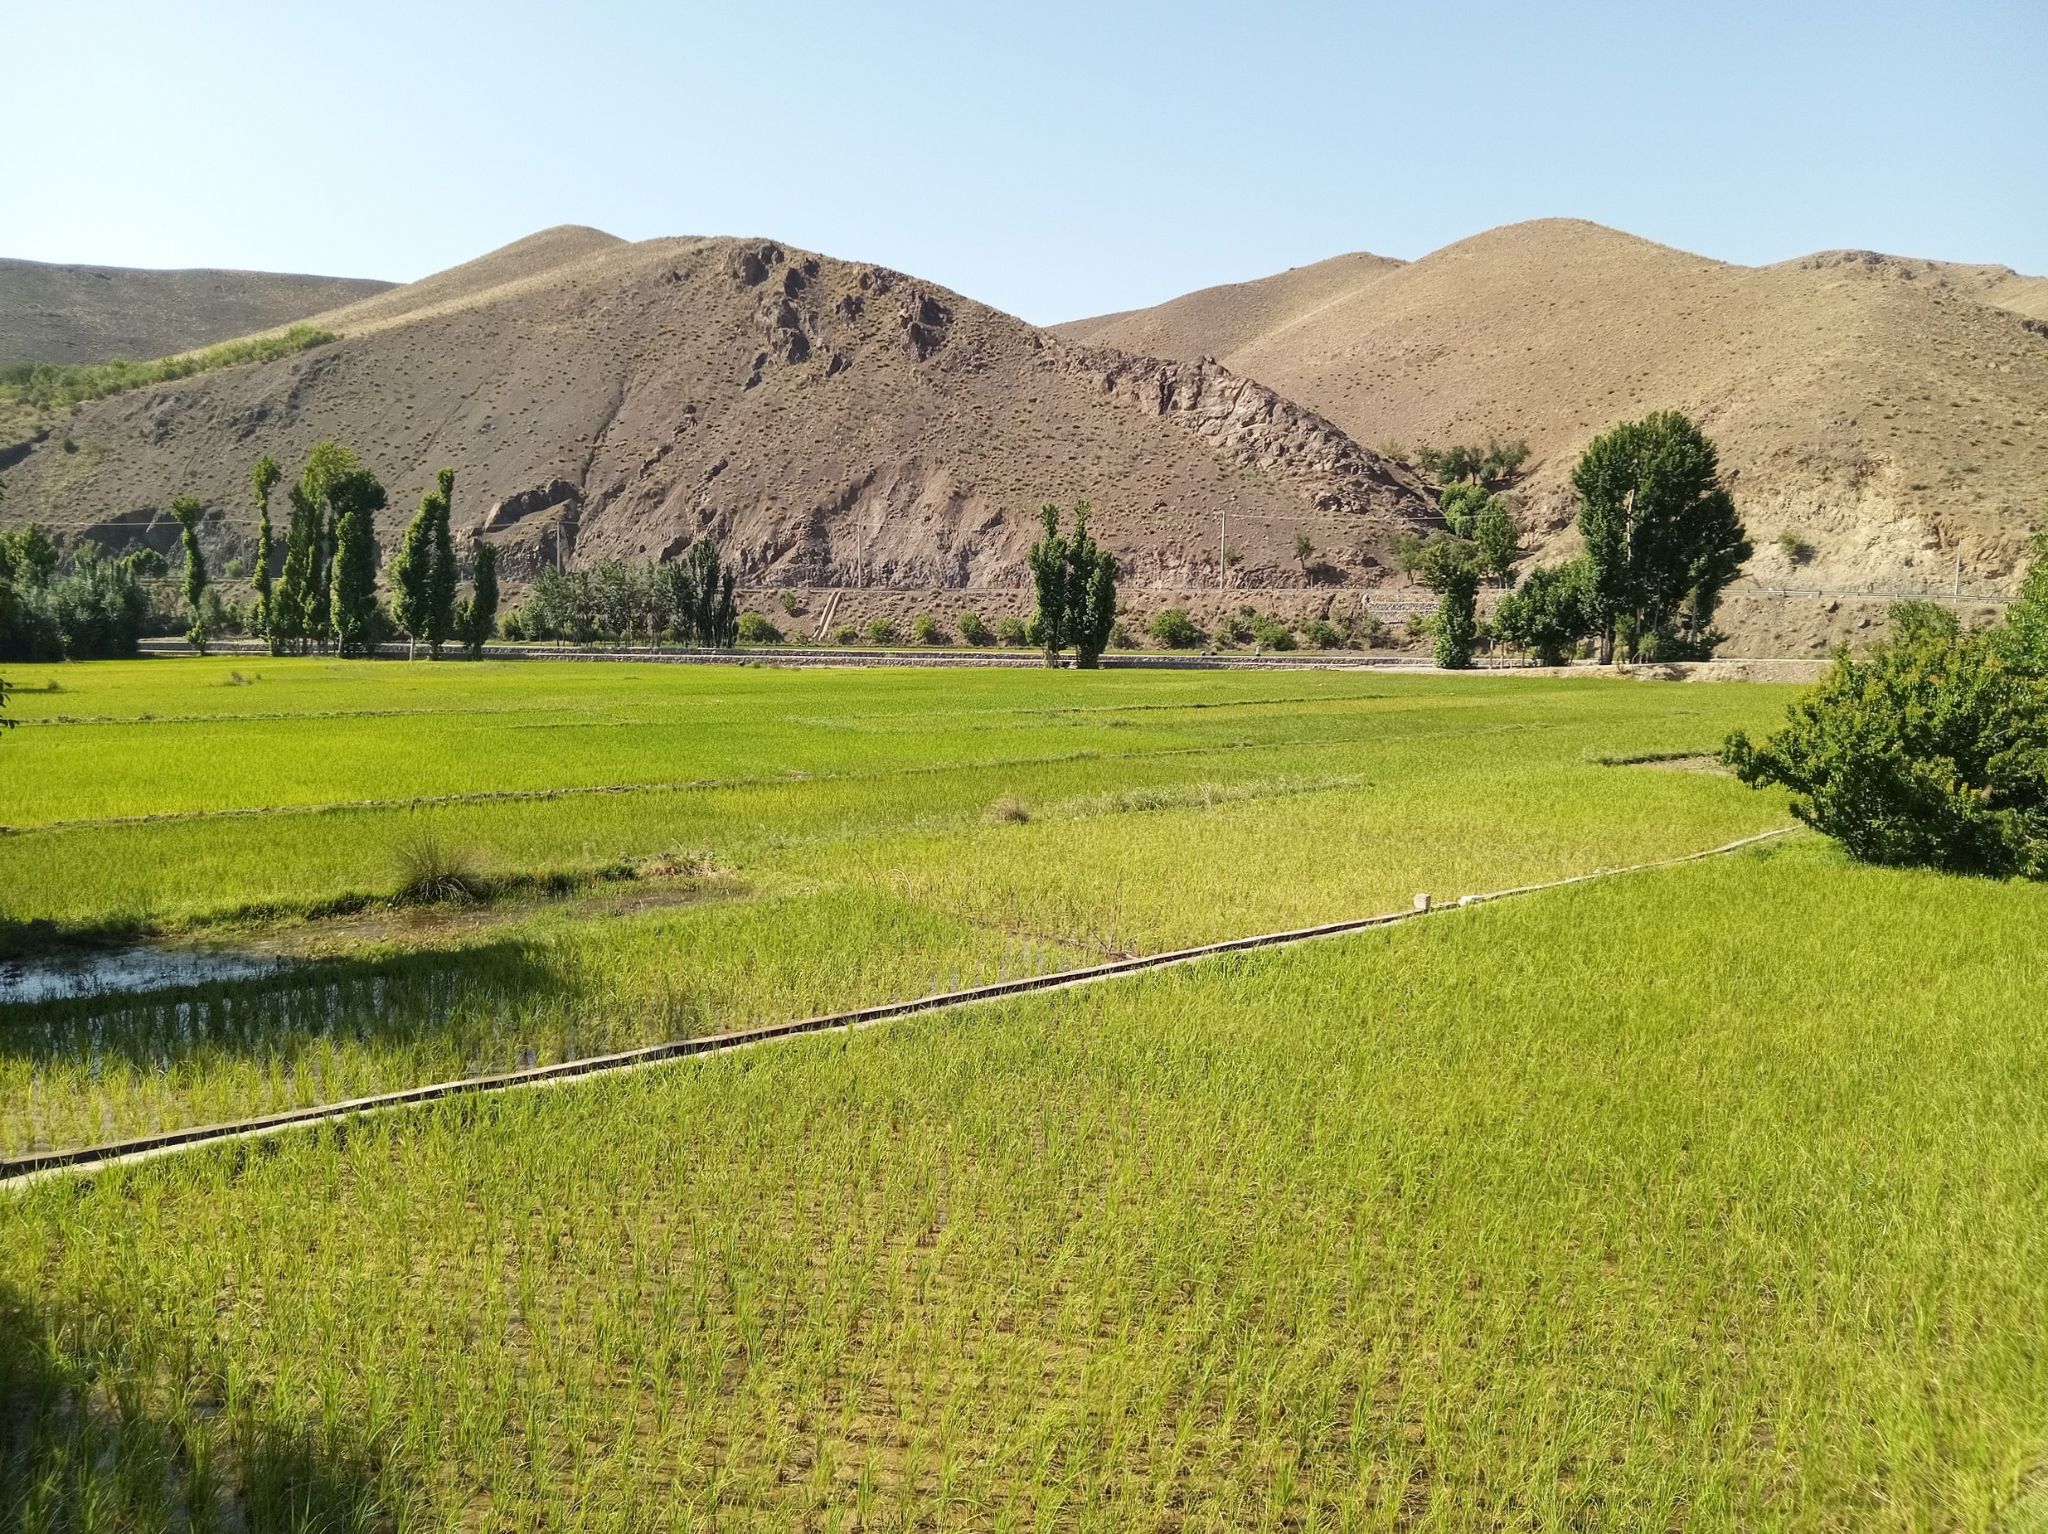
0, 325, 336, 411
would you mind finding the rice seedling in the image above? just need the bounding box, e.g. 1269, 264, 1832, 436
0, 658, 1801, 1152
5, 844, 2044, 1529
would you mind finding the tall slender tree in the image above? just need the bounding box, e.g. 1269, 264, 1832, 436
169, 495, 210, 653
426, 468, 458, 656
273, 484, 319, 653
457, 541, 500, 658
298, 442, 359, 650
388, 487, 441, 659
327, 467, 386, 656
1026, 505, 1072, 667
251, 456, 281, 640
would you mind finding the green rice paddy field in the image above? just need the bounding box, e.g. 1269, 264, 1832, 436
4, 657, 2046, 1530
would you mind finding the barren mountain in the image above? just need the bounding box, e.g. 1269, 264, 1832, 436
0, 229, 1434, 602
0, 258, 391, 367
1064, 220, 2048, 605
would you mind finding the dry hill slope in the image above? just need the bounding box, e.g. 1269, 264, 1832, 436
1066, 220, 2048, 599
0, 258, 391, 367
0, 231, 1434, 601
1054, 252, 1405, 366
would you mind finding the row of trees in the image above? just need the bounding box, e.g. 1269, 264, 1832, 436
500, 540, 738, 647
170, 447, 501, 659
1410, 411, 1751, 669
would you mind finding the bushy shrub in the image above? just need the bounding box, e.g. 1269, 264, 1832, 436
1778, 530, 1817, 565
995, 616, 1029, 647
911, 612, 947, 645
831, 625, 859, 646
1249, 613, 1295, 651
1216, 610, 1255, 647
736, 612, 782, 645
1108, 620, 1134, 649
957, 611, 994, 646
1148, 607, 1204, 648
1725, 603, 2048, 878
865, 617, 899, 646
1301, 618, 1343, 650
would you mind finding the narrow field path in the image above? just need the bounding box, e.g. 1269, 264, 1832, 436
1, 827, 1798, 1187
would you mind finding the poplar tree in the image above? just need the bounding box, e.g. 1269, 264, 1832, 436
388, 487, 441, 659
299, 441, 360, 649
251, 456, 281, 639
1027, 501, 1117, 667
457, 541, 499, 658
273, 484, 320, 653
1027, 506, 1071, 666
169, 495, 210, 653
426, 468, 458, 655
325, 467, 387, 656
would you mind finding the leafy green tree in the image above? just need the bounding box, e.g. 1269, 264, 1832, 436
1481, 436, 1530, 483
1474, 497, 1521, 587
2000, 528, 2048, 675
297, 442, 362, 645
456, 542, 499, 658
1026, 505, 1071, 666
1293, 532, 1314, 582
1391, 530, 1427, 582
1443, 444, 1485, 484
1438, 482, 1489, 538
169, 495, 210, 653
1490, 558, 1590, 665
1027, 501, 1117, 667
251, 456, 281, 639
1415, 536, 1480, 669
273, 484, 320, 653
1574, 411, 1750, 664
387, 487, 441, 658
325, 468, 387, 656
426, 468, 458, 655
1725, 603, 2048, 878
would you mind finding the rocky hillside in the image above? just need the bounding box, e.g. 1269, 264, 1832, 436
0, 258, 391, 367
0, 229, 1435, 600
1062, 220, 2048, 606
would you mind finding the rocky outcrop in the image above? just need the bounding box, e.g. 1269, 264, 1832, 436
484, 478, 582, 532
1051, 342, 1438, 529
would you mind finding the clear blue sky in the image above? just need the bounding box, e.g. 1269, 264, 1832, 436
6, 0, 2042, 325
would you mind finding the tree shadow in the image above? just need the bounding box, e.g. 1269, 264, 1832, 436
0, 1276, 406, 1532
0, 939, 571, 1158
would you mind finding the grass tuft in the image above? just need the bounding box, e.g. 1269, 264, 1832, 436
392, 827, 484, 905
